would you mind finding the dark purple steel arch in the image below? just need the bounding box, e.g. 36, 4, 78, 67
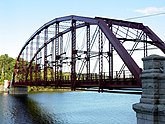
16, 15, 98, 63
13, 15, 165, 87
97, 19, 141, 82
96, 16, 165, 53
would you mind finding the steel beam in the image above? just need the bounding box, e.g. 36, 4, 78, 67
86, 24, 90, 80
50, 31, 55, 81
109, 43, 113, 80
98, 29, 103, 91
44, 28, 48, 81
55, 22, 59, 81
35, 35, 40, 81
95, 17, 144, 30
97, 19, 141, 83
71, 20, 77, 90
108, 24, 113, 80
143, 26, 165, 54
59, 35, 63, 80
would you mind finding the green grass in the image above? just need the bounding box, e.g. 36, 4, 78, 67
28, 86, 71, 92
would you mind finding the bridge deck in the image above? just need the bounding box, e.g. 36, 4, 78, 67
13, 78, 141, 89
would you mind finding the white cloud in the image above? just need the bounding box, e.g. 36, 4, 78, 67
135, 7, 165, 15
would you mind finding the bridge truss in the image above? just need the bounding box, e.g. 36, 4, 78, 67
12, 15, 165, 91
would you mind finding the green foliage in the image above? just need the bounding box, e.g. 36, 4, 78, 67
0, 54, 15, 83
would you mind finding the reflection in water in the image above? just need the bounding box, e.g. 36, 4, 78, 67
0, 94, 55, 124
0, 92, 140, 124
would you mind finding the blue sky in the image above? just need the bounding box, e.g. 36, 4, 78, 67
0, 0, 165, 58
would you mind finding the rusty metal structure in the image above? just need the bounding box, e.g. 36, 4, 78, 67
12, 15, 165, 91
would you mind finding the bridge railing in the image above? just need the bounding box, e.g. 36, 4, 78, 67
60, 70, 134, 81
114, 70, 134, 79
13, 68, 136, 86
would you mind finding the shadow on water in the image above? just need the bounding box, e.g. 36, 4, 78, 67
0, 91, 140, 124
0, 93, 59, 124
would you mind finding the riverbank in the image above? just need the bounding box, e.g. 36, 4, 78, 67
0, 85, 71, 93
28, 86, 71, 93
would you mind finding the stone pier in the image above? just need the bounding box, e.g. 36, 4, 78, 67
133, 55, 165, 124
9, 86, 28, 95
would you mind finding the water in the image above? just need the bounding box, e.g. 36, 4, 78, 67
0, 91, 140, 124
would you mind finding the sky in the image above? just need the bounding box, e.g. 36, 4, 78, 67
0, 0, 165, 58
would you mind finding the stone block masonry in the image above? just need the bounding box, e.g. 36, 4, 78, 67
133, 55, 165, 124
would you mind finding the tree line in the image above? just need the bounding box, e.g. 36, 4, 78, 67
0, 54, 15, 84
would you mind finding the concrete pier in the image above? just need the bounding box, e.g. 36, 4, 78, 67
9, 86, 28, 95
133, 55, 165, 124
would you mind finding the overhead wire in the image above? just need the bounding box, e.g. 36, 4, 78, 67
125, 12, 165, 20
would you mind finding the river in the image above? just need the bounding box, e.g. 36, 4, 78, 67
0, 91, 140, 124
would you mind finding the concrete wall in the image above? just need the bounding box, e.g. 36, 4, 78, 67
9, 86, 28, 95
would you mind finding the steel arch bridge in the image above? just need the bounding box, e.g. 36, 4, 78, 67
12, 15, 165, 91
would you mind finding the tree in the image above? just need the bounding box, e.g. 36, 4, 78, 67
0, 54, 15, 83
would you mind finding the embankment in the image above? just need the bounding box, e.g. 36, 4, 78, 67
28, 86, 71, 92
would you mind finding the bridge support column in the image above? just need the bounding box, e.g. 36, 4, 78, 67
9, 86, 28, 95
133, 54, 165, 124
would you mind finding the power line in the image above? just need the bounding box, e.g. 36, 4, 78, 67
125, 12, 165, 20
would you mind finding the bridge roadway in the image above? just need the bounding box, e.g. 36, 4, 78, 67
13, 78, 141, 89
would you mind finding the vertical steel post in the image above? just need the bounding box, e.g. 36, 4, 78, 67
30, 40, 33, 82
86, 24, 90, 80
109, 25, 113, 80
21, 53, 25, 81
60, 35, 63, 80
39, 45, 42, 81
71, 20, 76, 90
109, 43, 113, 80
39, 51, 42, 81
144, 33, 148, 57
44, 28, 48, 81
30, 40, 33, 61
35, 35, 40, 81
55, 22, 59, 82
100, 30, 103, 87
26, 46, 28, 63
30, 66, 32, 82
51, 32, 55, 81
99, 29, 103, 92
25, 46, 28, 81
